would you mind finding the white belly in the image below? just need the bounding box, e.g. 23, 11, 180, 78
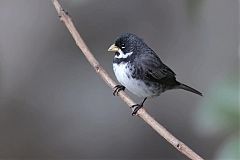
113, 63, 157, 97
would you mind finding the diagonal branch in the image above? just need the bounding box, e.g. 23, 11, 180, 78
51, 0, 204, 160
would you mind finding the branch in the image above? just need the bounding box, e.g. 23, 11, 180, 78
51, 1, 204, 159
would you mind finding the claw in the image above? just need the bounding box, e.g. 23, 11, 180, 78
113, 85, 125, 96
130, 97, 147, 116
131, 104, 143, 116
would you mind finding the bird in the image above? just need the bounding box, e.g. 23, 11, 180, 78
108, 33, 202, 115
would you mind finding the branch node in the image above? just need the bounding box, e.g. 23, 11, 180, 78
177, 143, 181, 149
94, 64, 100, 72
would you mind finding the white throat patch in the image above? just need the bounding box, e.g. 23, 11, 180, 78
115, 50, 133, 59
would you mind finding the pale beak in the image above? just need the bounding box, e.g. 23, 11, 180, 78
108, 44, 119, 52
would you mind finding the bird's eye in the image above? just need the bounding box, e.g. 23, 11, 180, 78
121, 43, 125, 49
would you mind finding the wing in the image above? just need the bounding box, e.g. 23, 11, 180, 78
135, 50, 176, 84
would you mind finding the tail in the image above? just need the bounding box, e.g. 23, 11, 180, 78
176, 83, 203, 96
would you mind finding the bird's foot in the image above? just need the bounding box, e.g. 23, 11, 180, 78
113, 85, 125, 96
130, 98, 147, 116
131, 104, 143, 116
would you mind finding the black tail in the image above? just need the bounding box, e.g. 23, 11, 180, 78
177, 83, 203, 96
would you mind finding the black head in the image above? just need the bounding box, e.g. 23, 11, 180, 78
115, 33, 144, 53
108, 33, 148, 59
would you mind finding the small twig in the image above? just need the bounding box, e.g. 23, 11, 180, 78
51, 0, 204, 159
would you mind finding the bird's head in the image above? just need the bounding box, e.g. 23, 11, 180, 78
108, 33, 146, 59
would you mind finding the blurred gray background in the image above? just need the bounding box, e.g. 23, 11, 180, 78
0, 0, 239, 159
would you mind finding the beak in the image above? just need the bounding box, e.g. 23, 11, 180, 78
108, 44, 119, 52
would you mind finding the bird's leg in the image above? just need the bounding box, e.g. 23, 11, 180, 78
131, 97, 147, 116
113, 85, 125, 96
